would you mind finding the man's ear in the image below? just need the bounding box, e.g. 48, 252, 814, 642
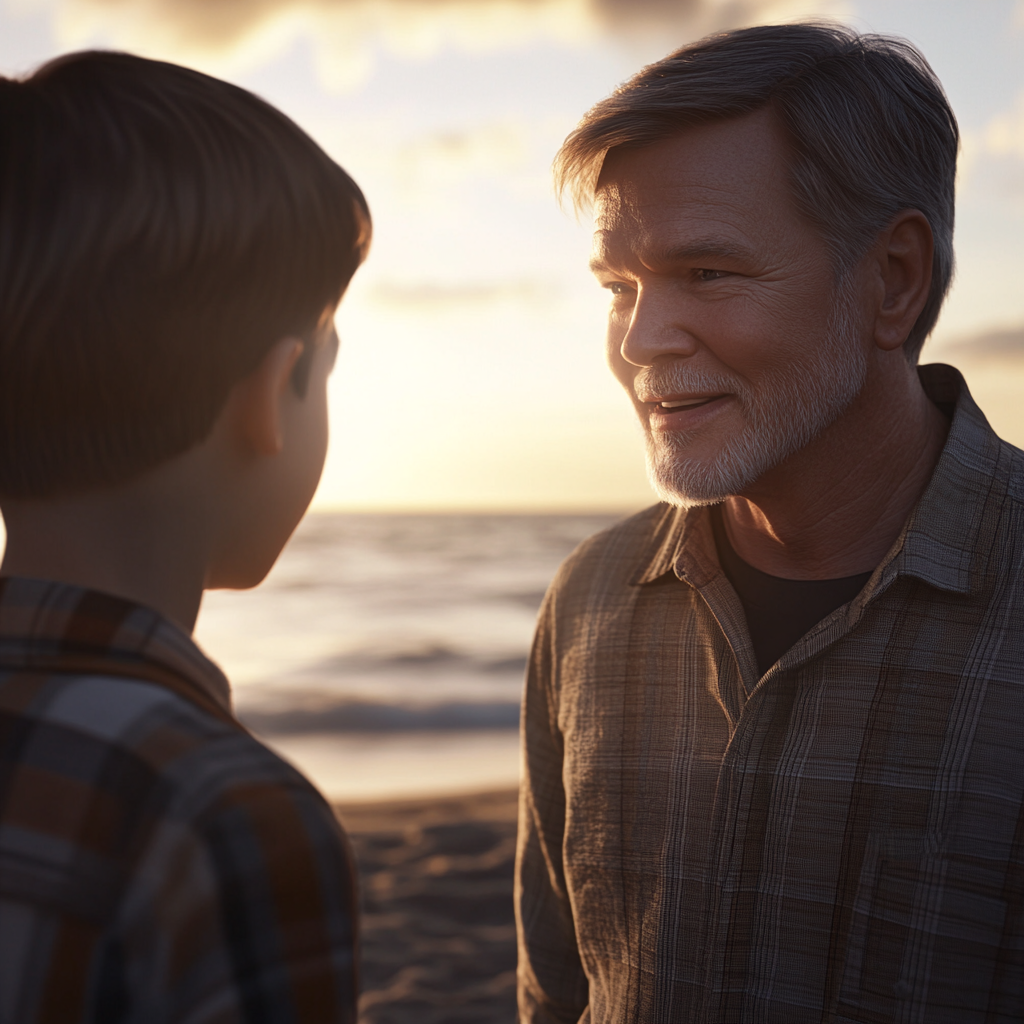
224, 337, 305, 457
871, 210, 934, 354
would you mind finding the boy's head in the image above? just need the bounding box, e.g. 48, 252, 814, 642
0, 51, 370, 499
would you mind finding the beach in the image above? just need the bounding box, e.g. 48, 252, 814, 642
337, 789, 519, 1024
199, 512, 620, 803
192, 513, 622, 1021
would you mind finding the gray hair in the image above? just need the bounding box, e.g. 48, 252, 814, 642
555, 23, 958, 363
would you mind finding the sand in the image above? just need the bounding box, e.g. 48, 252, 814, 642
335, 788, 519, 1024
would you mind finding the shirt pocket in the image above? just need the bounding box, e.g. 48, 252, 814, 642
836, 829, 1014, 1023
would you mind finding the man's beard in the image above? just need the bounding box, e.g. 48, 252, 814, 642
640, 284, 867, 508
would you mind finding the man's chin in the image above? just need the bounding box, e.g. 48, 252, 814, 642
648, 476, 730, 509
653, 489, 726, 510
645, 450, 762, 509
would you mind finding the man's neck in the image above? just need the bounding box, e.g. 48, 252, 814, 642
720, 362, 950, 581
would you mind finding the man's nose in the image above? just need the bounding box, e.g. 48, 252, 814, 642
618, 287, 700, 367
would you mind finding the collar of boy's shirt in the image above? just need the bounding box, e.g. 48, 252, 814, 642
0, 575, 235, 723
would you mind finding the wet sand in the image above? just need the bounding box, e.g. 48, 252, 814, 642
336, 788, 519, 1024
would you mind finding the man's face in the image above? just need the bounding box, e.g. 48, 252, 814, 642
591, 108, 869, 507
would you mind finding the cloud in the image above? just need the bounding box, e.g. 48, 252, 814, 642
58, 0, 589, 65
948, 324, 1024, 362
960, 91, 1024, 206
367, 277, 560, 311
396, 122, 530, 182
49, 0, 846, 87
979, 92, 1024, 162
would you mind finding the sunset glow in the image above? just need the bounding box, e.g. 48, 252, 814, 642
3, 0, 1024, 510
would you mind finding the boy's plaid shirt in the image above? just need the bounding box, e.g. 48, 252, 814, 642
0, 578, 358, 1023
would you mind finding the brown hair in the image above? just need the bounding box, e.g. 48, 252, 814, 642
555, 23, 958, 363
0, 51, 371, 498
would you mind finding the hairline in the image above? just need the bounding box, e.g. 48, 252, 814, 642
582, 105, 861, 285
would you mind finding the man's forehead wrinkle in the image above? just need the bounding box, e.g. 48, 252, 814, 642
590, 228, 640, 274
590, 218, 661, 275
594, 170, 774, 273
590, 189, 649, 273
593, 180, 643, 237
595, 175, 640, 210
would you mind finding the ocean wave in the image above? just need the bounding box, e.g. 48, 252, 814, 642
241, 698, 522, 735
284, 645, 527, 678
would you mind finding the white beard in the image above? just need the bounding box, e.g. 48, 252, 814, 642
641, 283, 867, 508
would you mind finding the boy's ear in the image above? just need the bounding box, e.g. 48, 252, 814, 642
225, 337, 305, 457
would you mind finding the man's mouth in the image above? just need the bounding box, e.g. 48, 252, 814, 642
649, 395, 726, 412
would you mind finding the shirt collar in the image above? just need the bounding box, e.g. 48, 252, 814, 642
632, 363, 1013, 596
0, 576, 233, 714
631, 503, 702, 586
875, 363, 1015, 595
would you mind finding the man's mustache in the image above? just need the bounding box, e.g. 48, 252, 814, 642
633, 365, 743, 404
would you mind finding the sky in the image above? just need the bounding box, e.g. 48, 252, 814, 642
2, 0, 1024, 511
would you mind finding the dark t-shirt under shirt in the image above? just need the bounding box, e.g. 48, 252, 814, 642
711, 506, 872, 676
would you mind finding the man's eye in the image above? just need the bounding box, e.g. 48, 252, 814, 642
697, 268, 727, 281
604, 281, 635, 296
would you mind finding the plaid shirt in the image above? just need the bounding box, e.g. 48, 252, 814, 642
516, 364, 1024, 1024
0, 578, 357, 1023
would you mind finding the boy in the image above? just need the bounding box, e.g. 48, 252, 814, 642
0, 51, 370, 1022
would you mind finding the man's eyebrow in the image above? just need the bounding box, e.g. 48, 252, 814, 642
589, 237, 753, 275
659, 238, 752, 263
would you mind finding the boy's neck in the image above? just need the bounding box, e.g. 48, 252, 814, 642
1, 468, 214, 634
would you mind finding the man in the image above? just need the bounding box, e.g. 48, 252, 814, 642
516, 23, 1024, 1024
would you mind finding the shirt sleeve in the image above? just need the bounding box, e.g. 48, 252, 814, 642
515, 585, 590, 1024
113, 750, 359, 1024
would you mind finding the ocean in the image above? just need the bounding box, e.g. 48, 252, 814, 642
194, 511, 624, 801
